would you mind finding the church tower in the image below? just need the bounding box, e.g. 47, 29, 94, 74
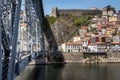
51, 7, 58, 17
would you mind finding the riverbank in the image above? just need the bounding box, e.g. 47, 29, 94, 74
29, 52, 120, 65
29, 58, 120, 65
29, 61, 120, 66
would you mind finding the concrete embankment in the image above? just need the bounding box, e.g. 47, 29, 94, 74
106, 52, 120, 62
29, 52, 120, 65
49, 52, 120, 63
61, 52, 83, 63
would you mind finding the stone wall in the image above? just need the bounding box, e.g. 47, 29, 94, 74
48, 52, 83, 62
58, 9, 102, 17
51, 7, 102, 17
62, 52, 83, 62
49, 52, 120, 63
107, 52, 120, 62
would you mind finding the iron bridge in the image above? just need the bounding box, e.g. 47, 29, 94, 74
0, 0, 45, 80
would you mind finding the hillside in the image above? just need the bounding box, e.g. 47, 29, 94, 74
42, 15, 91, 51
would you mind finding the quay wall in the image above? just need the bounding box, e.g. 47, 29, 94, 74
49, 52, 120, 63
107, 52, 120, 62
62, 52, 83, 62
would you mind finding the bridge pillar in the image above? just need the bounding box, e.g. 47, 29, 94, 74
0, 0, 2, 79
8, 0, 22, 80
0, 0, 45, 80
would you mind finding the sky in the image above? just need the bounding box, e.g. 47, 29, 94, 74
43, 0, 120, 15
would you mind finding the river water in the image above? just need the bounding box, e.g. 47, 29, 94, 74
15, 63, 120, 80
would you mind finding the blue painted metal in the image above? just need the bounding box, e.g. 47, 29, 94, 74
0, 0, 45, 80
8, 0, 22, 80
1, 0, 13, 79
0, 0, 3, 80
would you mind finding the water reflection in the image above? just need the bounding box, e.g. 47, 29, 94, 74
15, 63, 120, 80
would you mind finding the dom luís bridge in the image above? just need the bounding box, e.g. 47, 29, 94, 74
0, 0, 45, 80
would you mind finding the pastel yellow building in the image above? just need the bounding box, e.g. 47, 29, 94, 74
109, 14, 118, 22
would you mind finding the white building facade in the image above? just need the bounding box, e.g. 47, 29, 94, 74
62, 41, 82, 52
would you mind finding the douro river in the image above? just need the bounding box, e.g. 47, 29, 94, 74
16, 63, 120, 80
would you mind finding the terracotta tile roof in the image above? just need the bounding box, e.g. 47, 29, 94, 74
106, 28, 112, 31
111, 42, 120, 45
65, 41, 73, 44
96, 42, 106, 44
97, 26, 102, 31
73, 41, 82, 44
103, 35, 112, 38
80, 26, 88, 30
112, 26, 117, 29
96, 23, 104, 27
65, 41, 82, 45
84, 33, 91, 37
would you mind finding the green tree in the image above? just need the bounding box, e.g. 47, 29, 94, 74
73, 15, 92, 26
45, 15, 56, 24
105, 5, 116, 21
105, 5, 116, 13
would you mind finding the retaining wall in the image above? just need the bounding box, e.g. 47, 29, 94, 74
49, 52, 120, 63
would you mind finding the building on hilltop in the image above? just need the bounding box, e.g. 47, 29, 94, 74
102, 7, 116, 21
109, 14, 118, 22
50, 7, 58, 17
102, 7, 115, 16
51, 7, 102, 17
118, 10, 120, 20
79, 26, 88, 39
118, 10, 120, 14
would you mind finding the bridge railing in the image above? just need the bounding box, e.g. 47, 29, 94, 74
15, 51, 43, 77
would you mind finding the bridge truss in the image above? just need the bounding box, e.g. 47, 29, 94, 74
0, 0, 45, 80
